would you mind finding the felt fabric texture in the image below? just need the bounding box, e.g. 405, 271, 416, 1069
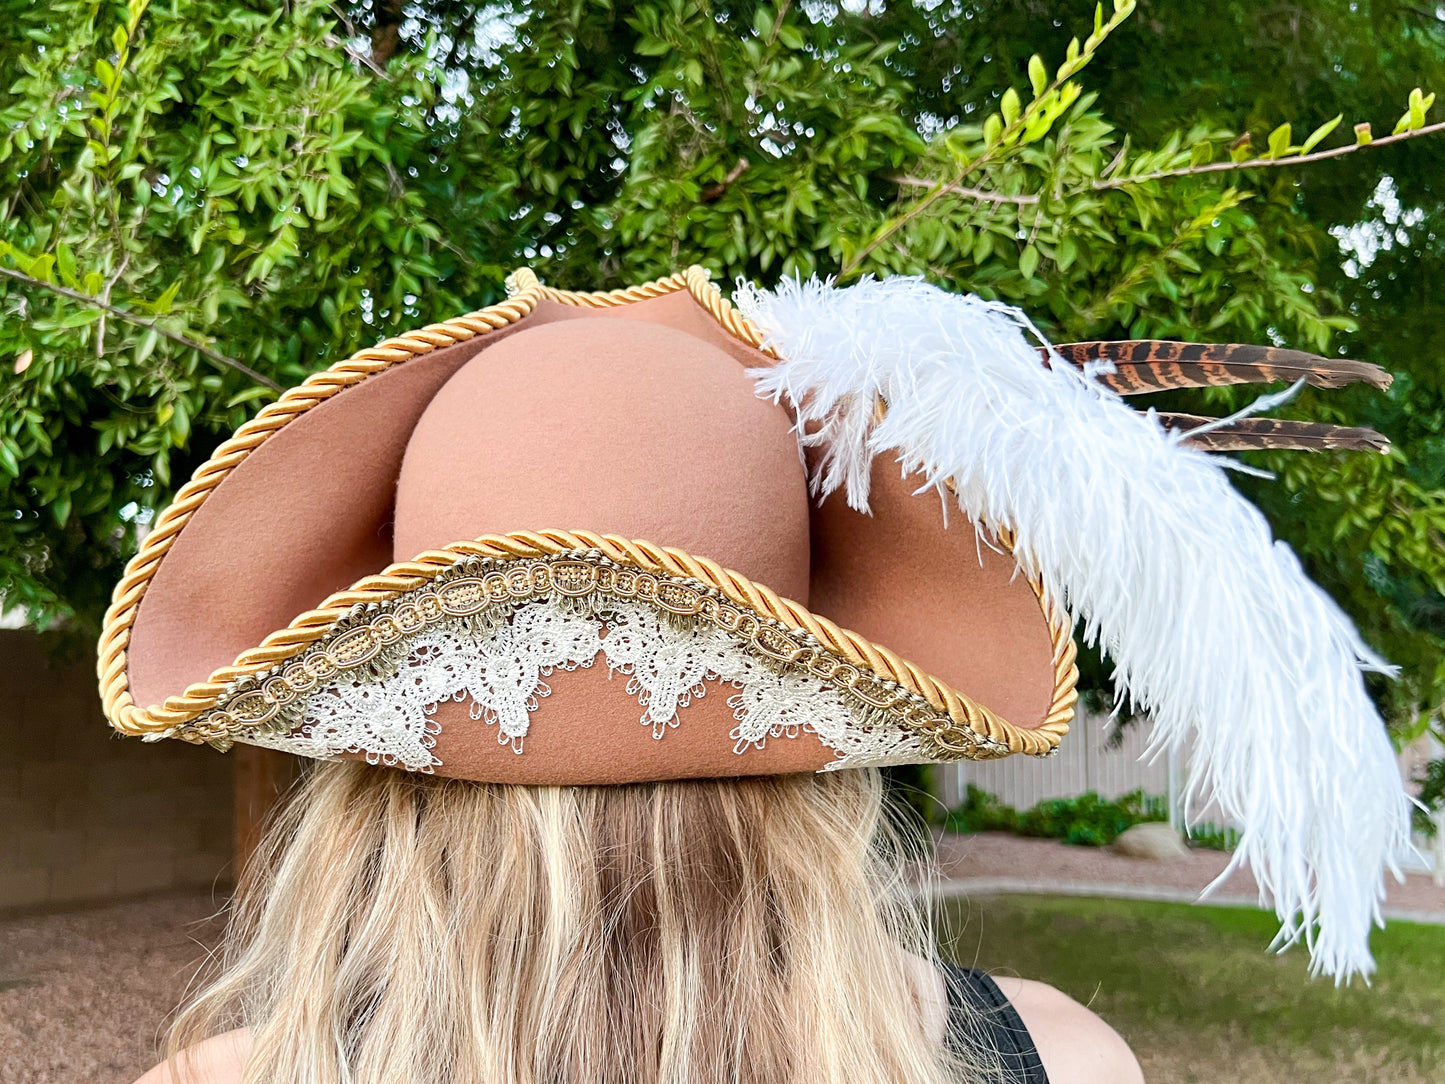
129, 299, 640, 707
393, 316, 812, 602
127, 336, 488, 709
121, 282, 1062, 784
421, 661, 833, 784
809, 456, 1056, 727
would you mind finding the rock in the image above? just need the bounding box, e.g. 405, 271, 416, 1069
1112, 822, 1189, 860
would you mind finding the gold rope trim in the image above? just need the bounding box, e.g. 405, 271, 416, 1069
97, 269, 1076, 758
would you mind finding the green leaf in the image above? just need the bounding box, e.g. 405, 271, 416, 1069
983, 114, 1003, 147
55, 243, 78, 289
1028, 55, 1048, 98
972, 229, 995, 263
1001, 87, 1021, 128
169, 398, 190, 445
1057, 235, 1078, 271
28, 254, 55, 283
1019, 244, 1040, 279
1061, 37, 1081, 75
1266, 122, 1292, 159
134, 327, 159, 364
226, 385, 277, 409
1300, 113, 1343, 154
56, 308, 100, 328
151, 280, 182, 315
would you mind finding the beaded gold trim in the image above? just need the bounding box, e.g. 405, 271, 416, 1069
172, 551, 1015, 762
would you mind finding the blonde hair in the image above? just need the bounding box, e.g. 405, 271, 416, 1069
170, 761, 985, 1084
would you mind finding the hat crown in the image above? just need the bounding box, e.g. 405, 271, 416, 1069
393, 315, 813, 604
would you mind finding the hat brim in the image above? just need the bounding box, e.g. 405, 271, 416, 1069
98, 269, 1076, 768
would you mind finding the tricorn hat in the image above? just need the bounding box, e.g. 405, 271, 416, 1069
100, 267, 1410, 980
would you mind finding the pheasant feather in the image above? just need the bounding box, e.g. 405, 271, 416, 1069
737, 275, 1413, 983
1050, 340, 1393, 395
1160, 413, 1391, 453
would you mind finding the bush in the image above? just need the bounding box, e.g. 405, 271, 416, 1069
944, 785, 1021, 835
946, 786, 1170, 847
1185, 822, 1241, 852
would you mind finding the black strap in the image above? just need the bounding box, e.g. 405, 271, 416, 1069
940, 963, 1050, 1084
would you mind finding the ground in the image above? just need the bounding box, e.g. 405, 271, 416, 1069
2, 832, 1442, 1083
933, 830, 1445, 919
942, 895, 1445, 1084
0, 893, 226, 1084
936, 832, 1445, 1084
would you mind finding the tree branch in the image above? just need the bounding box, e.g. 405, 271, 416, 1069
369, 0, 406, 66
889, 175, 1041, 204
701, 158, 751, 201
767, 0, 793, 45
1093, 118, 1445, 189
839, 2, 1137, 277
324, 33, 392, 79
0, 266, 283, 392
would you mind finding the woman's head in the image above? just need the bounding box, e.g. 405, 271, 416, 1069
170, 762, 981, 1084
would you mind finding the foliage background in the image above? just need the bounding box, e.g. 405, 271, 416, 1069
0, 0, 1441, 753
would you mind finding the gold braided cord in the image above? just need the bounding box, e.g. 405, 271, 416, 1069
513, 265, 777, 355
97, 268, 1076, 758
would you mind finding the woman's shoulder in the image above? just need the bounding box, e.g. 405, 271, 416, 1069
133, 1029, 251, 1084
131, 979, 1141, 1084
989, 975, 1145, 1084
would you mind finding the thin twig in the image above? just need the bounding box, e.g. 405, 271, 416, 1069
843, 87, 1061, 274
701, 158, 751, 201
1092, 118, 1445, 189
766, 0, 793, 45
840, 4, 1136, 277
0, 266, 283, 392
323, 33, 392, 79
889, 175, 1041, 205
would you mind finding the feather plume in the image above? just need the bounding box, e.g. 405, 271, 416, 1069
1050, 340, 1393, 395
737, 276, 1413, 983
1160, 413, 1392, 453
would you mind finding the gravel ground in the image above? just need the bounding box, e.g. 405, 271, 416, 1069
933, 831, 1445, 917
0, 892, 225, 1084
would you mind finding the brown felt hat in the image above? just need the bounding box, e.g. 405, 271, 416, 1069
98, 269, 1076, 784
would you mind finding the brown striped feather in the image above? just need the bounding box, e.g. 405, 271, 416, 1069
1046, 341, 1393, 395
1156, 413, 1391, 453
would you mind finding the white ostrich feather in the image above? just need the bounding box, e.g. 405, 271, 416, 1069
736, 275, 1413, 982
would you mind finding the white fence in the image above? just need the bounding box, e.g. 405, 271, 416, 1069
939, 711, 1441, 878
940, 710, 1168, 812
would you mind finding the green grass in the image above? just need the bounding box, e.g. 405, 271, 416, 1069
938, 895, 1445, 1084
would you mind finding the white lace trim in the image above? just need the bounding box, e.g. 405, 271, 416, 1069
241, 597, 923, 772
